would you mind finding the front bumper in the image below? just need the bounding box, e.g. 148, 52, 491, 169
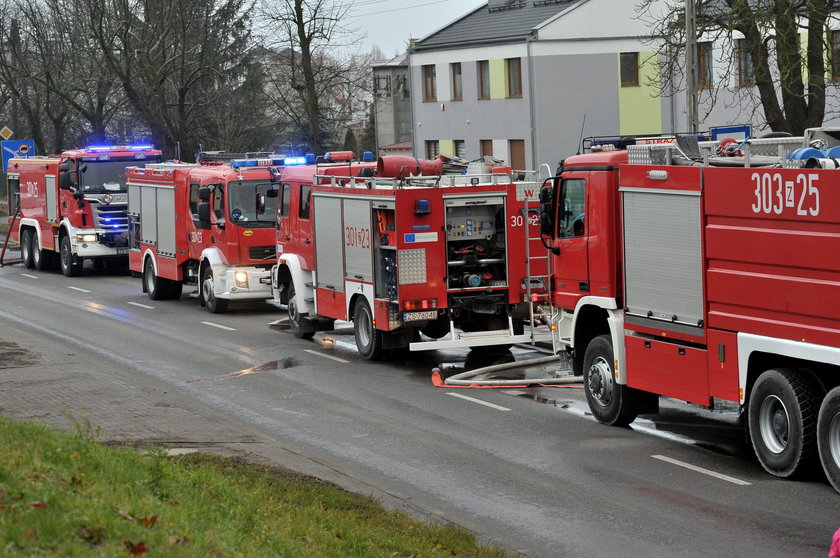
216, 266, 273, 301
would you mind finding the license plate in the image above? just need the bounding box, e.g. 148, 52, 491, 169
404, 310, 438, 322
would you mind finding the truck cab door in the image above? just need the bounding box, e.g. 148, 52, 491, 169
549, 175, 589, 310
297, 184, 314, 269
276, 182, 292, 255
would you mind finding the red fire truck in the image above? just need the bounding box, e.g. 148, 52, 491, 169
271, 152, 552, 359
537, 130, 840, 491
6, 145, 162, 275
125, 156, 283, 312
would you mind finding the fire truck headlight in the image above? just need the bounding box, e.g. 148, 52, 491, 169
76, 233, 97, 243
234, 271, 249, 288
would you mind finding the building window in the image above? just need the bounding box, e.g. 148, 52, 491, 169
506, 58, 522, 97
509, 139, 525, 171
698, 42, 713, 88
620, 52, 639, 87
422, 64, 436, 101
454, 140, 466, 159
426, 140, 440, 159
831, 31, 840, 81
451, 63, 463, 101
480, 140, 493, 157
478, 60, 490, 99
738, 39, 755, 86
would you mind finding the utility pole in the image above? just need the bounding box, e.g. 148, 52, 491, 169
685, 0, 699, 133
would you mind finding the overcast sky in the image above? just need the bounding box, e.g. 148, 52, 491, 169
348, 0, 486, 58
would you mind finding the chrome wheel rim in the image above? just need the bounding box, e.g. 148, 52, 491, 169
759, 395, 789, 454
588, 356, 614, 408
829, 412, 840, 469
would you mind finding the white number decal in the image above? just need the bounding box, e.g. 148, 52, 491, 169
509, 215, 524, 227
752, 173, 820, 217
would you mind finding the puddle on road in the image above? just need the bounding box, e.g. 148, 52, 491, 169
0, 340, 42, 369
186, 358, 298, 383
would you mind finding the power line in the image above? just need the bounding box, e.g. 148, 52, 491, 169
353, 0, 452, 17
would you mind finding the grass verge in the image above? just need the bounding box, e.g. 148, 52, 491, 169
0, 417, 512, 557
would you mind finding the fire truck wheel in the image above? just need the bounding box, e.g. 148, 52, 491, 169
201, 266, 229, 314
21, 229, 34, 269
31, 237, 49, 271
353, 299, 383, 360
818, 387, 840, 493
748, 368, 822, 478
583, 334, 638, 427
59, 235, 82, 277
287, 283, 314, 339
144, 259, 165, 300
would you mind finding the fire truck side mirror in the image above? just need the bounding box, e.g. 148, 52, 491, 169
59, 173, 72, 191
198, 186, 212, 201
538, 185, 555, 238
197, 202, 212, 229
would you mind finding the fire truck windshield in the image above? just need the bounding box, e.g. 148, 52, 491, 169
228, 180, 278, 227
78, 157, 162, 192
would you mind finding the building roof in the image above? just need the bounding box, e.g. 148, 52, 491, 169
412, 0, 582, 51
372, 54, 408, 69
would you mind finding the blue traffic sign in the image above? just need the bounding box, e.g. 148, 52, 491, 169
2, 139, 36, 172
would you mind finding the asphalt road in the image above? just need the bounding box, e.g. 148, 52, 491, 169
1, 253, 839, 557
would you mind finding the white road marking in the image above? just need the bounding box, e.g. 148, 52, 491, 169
20, 273, 38, 279
304, 349, 349, 363
67, 286, 91, 293
447, 392, 511, 411
127, 301, 154, 309
652, 454, 752, 486
201, 321, 236, 331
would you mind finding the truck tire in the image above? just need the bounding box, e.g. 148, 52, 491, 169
144, 259, 165, 300
59, 235, 82, 277
583, 334, 638, 427
287, 283, 314, 339
20, 229, 34, 269
31, 235, 53, 271
201, 265, 228, 314
748, 368, 822, 478
818, 387, 840, 493
353, 299, 383, 360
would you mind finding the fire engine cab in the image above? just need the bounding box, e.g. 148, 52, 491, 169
538, 129, 840, 492
271, 153, 552, 359
125, 156, 282, 312
6, 145, 162, 276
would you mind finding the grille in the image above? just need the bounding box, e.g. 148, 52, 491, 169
92, 203, 129, 232
249, 245, 275, 260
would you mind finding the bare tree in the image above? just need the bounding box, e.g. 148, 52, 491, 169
638, 0, 836, 134
260, 0, 371, 154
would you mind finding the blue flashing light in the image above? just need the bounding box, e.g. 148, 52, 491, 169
87, 145, 112, 151
231, 159, 258, 167
129, 145, 154, 150
414, 199, 431, 215
305, 153, 317, 165
362, 151, 374, 162
283, 157, 307, 166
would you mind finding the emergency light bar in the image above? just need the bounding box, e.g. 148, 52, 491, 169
230, 157, 286, 168
86, 145, 155, 151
